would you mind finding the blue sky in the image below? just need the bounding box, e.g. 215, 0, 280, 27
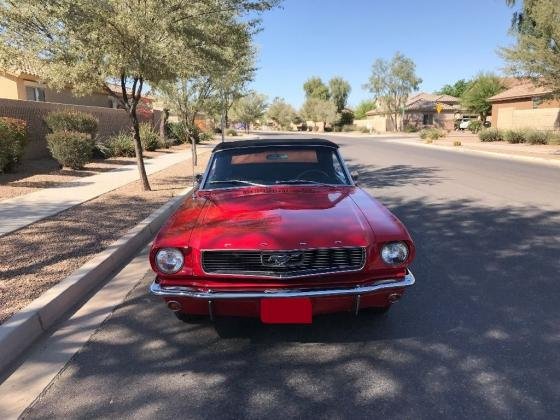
250, 0, 517, 108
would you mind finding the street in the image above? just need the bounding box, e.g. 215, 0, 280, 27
22, 135, 560, 419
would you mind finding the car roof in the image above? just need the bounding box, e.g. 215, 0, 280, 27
212, 138, 339, 152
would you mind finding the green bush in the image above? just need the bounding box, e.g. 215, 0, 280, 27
47, 131, 94, 169
101, 132, 136, 157
226, 128, 238, 136
478, 128, 504, 142
549, 132, 560, 145
0, 117, 27, 173
468, 120, 483, 134
504, 129, 526, 144
199, 131, 214, 142
44, 110, 98, 137
168, 122, 202, 143
403, 124, 419, 133
453, 140, 462, 146
341, 124, 357, 132
420, 128, 445, 140
524, 129, 551, 145
360, 127, 370, 133
139, 122, 160, 151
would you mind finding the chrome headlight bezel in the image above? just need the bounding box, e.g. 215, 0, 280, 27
380, 241, 409, 266
155, 247, 184, 274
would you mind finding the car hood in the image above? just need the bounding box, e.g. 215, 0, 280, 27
189, 187, 373, 250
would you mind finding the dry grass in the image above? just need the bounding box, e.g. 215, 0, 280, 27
0, 152, 210, 324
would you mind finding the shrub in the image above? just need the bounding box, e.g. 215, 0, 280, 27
199, 131, 214, 142
453, 140, 462, 146
0, 117, 27, 173
504, 129, 526, 144
44, 110, 98, 137
139, 122, 160, 151
468, 120, 483, 134
420, 128, 445, 140
479, 128, 504, 142
341, 124, 357, 132
101, 132, 136, 157
403, 124, 419, 133
425, 139, 433, 144
524, 129, 551, 145
549, 132, 560, 145
47, 131, 94, 169
226, 128, 238, 136
360, 127, 370, 133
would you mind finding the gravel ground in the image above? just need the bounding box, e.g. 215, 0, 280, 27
0, 145, 187, 201
0, 150, 211, 324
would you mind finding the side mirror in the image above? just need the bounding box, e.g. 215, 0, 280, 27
351, 171, 359, 183
195, 174, 203, 187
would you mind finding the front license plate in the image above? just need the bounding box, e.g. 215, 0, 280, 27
260, 298, 312, 324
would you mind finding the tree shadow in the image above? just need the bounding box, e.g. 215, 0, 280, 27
347, 161, 444, 189
20, 195, 560, 419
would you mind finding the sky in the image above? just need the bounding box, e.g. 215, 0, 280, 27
250, 0, 518, 108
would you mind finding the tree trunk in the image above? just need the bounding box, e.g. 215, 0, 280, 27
160, 108, 169, 141
131, 113, 151, 191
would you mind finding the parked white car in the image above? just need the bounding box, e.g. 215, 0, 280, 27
458, 118, 472, 130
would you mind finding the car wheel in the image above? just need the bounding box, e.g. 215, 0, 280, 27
174, 311, 205, 323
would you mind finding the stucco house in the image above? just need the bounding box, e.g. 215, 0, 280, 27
365, 92, 462, 132
488, 81, 560, 130
0, 66, 122, 108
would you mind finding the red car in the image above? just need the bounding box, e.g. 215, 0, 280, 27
150, 139, 415, 324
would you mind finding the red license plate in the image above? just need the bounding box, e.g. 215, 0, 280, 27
260, 298, 312, 324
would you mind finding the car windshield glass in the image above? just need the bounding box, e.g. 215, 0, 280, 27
203, 146, 351, 189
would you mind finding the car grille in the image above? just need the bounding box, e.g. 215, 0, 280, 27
201, 247, 366, 278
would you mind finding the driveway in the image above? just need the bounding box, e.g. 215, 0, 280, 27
21, 134, 560, 419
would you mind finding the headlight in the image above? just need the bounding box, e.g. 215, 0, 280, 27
155, 248, 184, 274
380, 242, 409, 266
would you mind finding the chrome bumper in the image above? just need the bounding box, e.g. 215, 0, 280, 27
149, 270, 415, 300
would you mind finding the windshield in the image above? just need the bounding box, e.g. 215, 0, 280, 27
202, 146, 351, 189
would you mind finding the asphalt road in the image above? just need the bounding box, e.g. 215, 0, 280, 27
23, 135, 560, 419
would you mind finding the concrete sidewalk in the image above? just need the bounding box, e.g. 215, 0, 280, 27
0, 148, 200, 237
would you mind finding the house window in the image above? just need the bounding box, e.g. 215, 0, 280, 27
26, 86, 46, 102
423, 113, 433, 125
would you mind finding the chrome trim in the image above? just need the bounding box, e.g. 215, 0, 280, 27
150, 270, 415, 300
200, 246, 367, 279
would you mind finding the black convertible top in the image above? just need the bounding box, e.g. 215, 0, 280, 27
212, 138, 339, 152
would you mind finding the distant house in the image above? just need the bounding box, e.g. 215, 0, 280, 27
365, 92, 462, 132
403, 93, 461, 130
488, 80, 560, 130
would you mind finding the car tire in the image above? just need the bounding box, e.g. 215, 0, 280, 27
174, 311, 205, 323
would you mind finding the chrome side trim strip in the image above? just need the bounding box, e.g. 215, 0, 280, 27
150, 271, 415, 300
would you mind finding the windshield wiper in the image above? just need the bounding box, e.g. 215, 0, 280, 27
275, 179, 331, 186
208, 179, 265, 187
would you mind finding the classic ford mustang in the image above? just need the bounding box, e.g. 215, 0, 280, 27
149, 138, 415, 324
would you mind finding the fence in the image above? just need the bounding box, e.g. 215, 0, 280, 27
0, 98, 161, 160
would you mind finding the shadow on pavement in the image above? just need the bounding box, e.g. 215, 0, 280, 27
21, 186, 560, 419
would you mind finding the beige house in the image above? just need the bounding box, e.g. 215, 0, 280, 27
488, 81, 560, 130
365, 93, 462, 132
0, 67, 118, 108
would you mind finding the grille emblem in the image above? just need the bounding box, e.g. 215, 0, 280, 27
261, 252, 304, 268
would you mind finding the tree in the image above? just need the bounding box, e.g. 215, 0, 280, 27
157, 77, 215, 167
231, 92, 268, 132
301, 98, 337, 131
267, 97, 297, 130
501, 0, 560, 96
0, 0, 278, 190
329, 77, 352, 112
353, 100, 376, 120
461, 73, 505, 122
436, 79, 472, 98
363, 52, 422, 131
303, 77, 330, 100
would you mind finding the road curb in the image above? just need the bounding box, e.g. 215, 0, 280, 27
0, 187, 193, 376
385, 138, 560, 168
